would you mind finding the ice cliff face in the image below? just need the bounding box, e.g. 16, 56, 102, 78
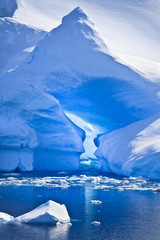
95, 113, 160, 179
0, 85, 85, 172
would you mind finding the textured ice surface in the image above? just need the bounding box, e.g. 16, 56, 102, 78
0, 18, 45, 78
15, 200, 70, 224
0, 0, 17, 17
0, 212, 14, 223
95, 113, 160, 179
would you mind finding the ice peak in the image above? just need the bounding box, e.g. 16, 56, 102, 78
62, 7, 89, 24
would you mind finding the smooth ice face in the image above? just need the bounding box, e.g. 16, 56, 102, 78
0, 212, 14, 223
15, 200, 70, 224
95, 113, 160, 179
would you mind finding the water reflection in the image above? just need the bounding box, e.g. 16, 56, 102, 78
49, 224, 71, 240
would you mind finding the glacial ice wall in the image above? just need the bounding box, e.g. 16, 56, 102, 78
0, 78, 85, 172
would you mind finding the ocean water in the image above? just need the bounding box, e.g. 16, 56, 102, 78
1, 171, 160, 240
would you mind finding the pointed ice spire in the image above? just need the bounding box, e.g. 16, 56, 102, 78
62, 7, 90, 24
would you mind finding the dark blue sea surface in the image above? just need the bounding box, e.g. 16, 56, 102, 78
0, 171, 160, 240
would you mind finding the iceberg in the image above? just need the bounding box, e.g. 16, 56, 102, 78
15, 200, 70, 224
95, 113, 160, 179
2, 7, 159, 132
1, 6, 160, 171
0, 212, 14, 223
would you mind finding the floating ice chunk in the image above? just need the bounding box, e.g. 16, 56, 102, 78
15, 200, 70, 224
0, 212, 14, 223
116, 187, 124, 191
91, 221, 101, 225
152, 188, 160, 193
90, 200, 102, 204
57, 222, 72, 226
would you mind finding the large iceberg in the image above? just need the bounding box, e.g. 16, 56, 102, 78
1, 6, 160, 171
2, 7, 160, 131
95, 113, 160, 179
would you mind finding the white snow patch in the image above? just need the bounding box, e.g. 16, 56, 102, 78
23, 46, 35, 52
0, 212, 14, 223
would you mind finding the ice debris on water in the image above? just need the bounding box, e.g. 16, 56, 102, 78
91, 221, 101, 225
90, 200, 102, 204
0, 174, 159, 191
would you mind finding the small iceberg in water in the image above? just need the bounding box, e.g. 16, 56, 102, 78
90, 200, 102, 204
0, 212, 14, 223
0, 200, 70, 225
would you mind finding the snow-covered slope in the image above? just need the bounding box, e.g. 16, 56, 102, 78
12, 0, 160, 81
0, 18, 45, 78
95, 113, 160, 179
